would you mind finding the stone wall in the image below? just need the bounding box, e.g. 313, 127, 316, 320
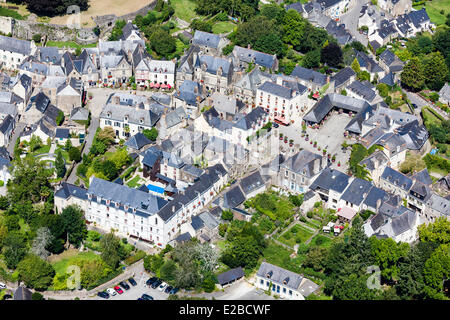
0, 16, 13, 35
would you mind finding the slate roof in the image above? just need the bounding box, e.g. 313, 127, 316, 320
389, 209, 417, 236
379, 49, 404, 72
55, 128, 70, 139
38, 46, 61, 64
340, 178, 373, 206
281, 150, 323, 178
360, 149, 388, 171
124, 132, 151, 150
426, 194, 450, 216
326, 20, 353, 45
331, 67, 355, 89
191, 215, 205, 231
258, 81, 297, 100
412, 169, 433, 186
381, 166, 413, 191
439, 83, 450, 101
199, 211, 220, 230
174, 80, 204, 106
396, 120, 428, 150
407, 8, 430, 28
240, 171, 265, 195
175, 232, 192, 243
192, 31, 221, 49
70, 107, 89, 121
28, 92, 50, 113
195, 54, 232, 77
310, 168, 350, 193
233, 107, 267, 131
355, 51, 383, 74
157, 164, 227, 222
88, 177, 168, 217
217, 267, 245, 286
257, 262, 303, 291
121, 21, 141, 40
363, 186, 389, 210
16, 73, 32, 91
347, 80, 376, 102
380, 72, 395, 86
100, 102, 160, 127
55, 182, 88, 200
285, 1, 304, 13
232, 46, 276, 69
0, 35, 32, 55
0, 114, 14, 134
223, 185, 246, 208
165, 106, 187, 128
290, 66, 327, 86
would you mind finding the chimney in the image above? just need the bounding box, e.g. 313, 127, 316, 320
247, 44, 251, 50
365, 111, 370, 120
172, 205, 175, 212
194, 86, 198, 94
276, 76, 283, 86
313, 158, 320, 174
114, 95, 120, 104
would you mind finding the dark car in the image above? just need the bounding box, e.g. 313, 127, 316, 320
412, 103, 418, 109
169, 287, 179, 295
137, 298, 143, 300
119, 281, 130, 290
273, 123, 279, 128
146, 277, 158, 286
128, 278, 137, 286
151, 280, 162, 289
164, 286, 173, 294
97, 291, 110, 299
141, 294, 154, 300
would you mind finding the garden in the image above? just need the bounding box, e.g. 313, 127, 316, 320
277, 224, 315, 248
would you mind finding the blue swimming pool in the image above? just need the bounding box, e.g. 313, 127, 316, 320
147, 184, 165, 194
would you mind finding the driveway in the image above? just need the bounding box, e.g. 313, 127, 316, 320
340, 0, 370, 45
406, 91, 449, 120
7, 122, 25, 156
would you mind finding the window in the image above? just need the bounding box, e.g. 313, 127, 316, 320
283, 288, 286, 294
289, 290, 292, 296
260, 279, 264, 285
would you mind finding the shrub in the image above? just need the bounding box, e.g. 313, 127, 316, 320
215, 12, 229, 21
68, 147, 81, 162
0, 180, 4, 187
31, 292, 44, 300
307, 211, 314, 219
124, 250, 146, 265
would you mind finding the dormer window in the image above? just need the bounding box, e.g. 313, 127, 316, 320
283, 277, 289, 285
266, 271, 273, 279
107, 112, 111, 118
124, 115, 129, 122
139, 118, 144, 124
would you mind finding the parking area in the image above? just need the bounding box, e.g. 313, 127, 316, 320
93, 273, 170, 301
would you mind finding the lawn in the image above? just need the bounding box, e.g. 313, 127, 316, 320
126, 175, 142, 188
309, 234, 333, 248
261, 241, 305, 274
212, 21, 236, 34
46, 41, 98, 49
51, 250, 100, 276
278, 224, 315, 248
0, 6, 25, 20
414, 0, 450, 25
33, 144, 51, 155
171, 0, 205, 22
304, 219, 321, 229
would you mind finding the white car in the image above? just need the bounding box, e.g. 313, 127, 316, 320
158, 282, 167, 291
106, 288, 117, 296
0, 282, 6, 290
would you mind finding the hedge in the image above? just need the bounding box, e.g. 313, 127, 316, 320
124, 250, 146, 266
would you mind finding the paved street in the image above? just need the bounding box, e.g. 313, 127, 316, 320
406, 91, 449, 120
6, 122, 25, 155
340, 0, 370, 46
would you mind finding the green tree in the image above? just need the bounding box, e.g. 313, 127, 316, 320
2, 230, 28, 269
56, 110, 64, 126
422, 52, 448, 91
68, 147, 81, 162
102, 160, 118, 181
160, 259, 177, 282
60, 205, 87, 248
418, 217, 450, 245
99, 232, 126, 269
142, 127, 158, 141
149, 28, 176, 58
370, 237, 409, 283
321, 42, 343, 67
17, 254, 55, 291
221, 209, 234, 221
401, 57, 425, 92
55, 149, 66, 178
302, 49, 321, 69
29, 135, 42, 152
351, 57, 361, 73
422, 244, 450, 299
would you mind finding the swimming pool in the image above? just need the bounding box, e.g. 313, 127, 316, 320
147, 184, 165, 194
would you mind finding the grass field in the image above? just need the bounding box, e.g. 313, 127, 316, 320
262, 241, 305, 274
51, 250, 100, 276
278, 224, 315, 247
0, 6, 25, 20
171, 0, 204, 22
309, 234, 333, 248
126, 175, 142, 188
212, 21, 236, 34
414, 0, 450, 25
46, 41, 98, 49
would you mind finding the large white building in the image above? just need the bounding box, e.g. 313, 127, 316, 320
135, 58, 176, 89
256, 80, 308, 126
0, 35, 36, 70
55, 164, 228, 247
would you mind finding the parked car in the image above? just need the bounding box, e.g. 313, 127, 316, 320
114, 286, 123, 294
137, 298, 143, 300
158, 282, 167, 291
169, 287, 179, 295
128, 278, 137, 286
106, 288, 117, 296
0, 282, 6, 290
151, 280, 162, 289
164, 286, 173, 294
119, 281, 130, 290
97, 291, 110, 299
141, 294, 154, 300
146, 277, 158, 286
273, 123, 279, 128
412, 103, 418, 109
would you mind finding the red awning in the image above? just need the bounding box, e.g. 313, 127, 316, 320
154, 83, 160, 88
149, 83, 154, 87
167, 84, 172, 89
274, 118, 289, 126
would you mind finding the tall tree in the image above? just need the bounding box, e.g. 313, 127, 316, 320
55, 149, 66, 178
60, 205, 87, 248
401, 57, 425, 92
99, 232, 126, 269
422, 52, 448, 91
17, 254, 55, 291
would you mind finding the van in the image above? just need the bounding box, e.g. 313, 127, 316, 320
0, 282, 6, 290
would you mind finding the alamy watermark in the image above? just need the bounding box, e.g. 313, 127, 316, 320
366, 265, 381, 290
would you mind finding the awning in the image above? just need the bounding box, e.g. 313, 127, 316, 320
154, 83, 160, 88
150, 82, 154, 88
274, 117, 289, 125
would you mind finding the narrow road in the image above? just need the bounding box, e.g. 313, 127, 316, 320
406, 91, 449, 120
339, 0, 370, 46
7, 122, 25, 156
66, 117, 99, 184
